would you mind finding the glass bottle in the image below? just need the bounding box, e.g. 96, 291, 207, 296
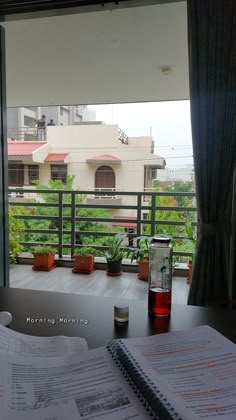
148, 237, 173, 316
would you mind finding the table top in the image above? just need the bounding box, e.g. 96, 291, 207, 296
0, 287, 236, 348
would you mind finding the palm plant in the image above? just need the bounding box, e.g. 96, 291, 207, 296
105, 234, 127, 276
105, 233, 127, 262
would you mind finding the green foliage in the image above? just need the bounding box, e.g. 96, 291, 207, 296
73, 247, 95, 257
22, 179, 114, 253
33, 245, 56, 255
185, 220, 196, 243
9, 209, 23, 264
127, 236, 153, 262
146, 180, 196, 262
105, 234, 127, 262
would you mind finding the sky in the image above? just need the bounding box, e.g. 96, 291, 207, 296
88, 101, 193, 169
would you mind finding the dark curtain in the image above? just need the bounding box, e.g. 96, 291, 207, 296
0, 26, 9, 287
187, 0, 236, 306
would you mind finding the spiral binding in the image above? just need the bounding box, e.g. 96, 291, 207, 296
107, 343, 157, 419
107, 340, 182, 420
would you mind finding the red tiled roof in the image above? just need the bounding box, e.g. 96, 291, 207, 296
8, 141, 46, 156
112, 216, 137, 228
45, 153, 68, 162
86, 154, 121, 163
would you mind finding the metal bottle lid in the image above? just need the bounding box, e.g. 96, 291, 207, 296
152, 236, 170, 243
114, 304, 129, 315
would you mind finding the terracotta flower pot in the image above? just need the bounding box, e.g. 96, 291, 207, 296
138, 259, 149, 281
32, 252, 56, 271
187, 260, 193, 284
72, 255, 95, 274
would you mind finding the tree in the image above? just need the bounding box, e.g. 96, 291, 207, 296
16, 178, 117, 254
146, 180, 196, 262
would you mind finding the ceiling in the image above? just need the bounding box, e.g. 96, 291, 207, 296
3, 1, 189, 107
0, 0, 184, 20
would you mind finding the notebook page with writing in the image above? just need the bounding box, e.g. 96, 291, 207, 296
0, 324, 88, 356
109, 325, 236, 419
0, 346, 153, 420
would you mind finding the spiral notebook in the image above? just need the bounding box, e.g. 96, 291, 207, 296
107, 325, 236, 419
0, 325, 236, 419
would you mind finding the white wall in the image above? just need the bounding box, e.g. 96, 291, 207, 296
3, 2, 188, 107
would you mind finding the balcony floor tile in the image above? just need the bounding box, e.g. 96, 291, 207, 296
10, 264, 190, 305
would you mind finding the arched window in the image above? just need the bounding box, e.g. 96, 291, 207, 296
95, 166, 115, 190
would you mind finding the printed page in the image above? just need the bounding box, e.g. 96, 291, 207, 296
0, 324, 88, 356
119, 325, 236, 419
0, 347, 151, 420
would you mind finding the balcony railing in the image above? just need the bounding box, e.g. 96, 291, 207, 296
9, 188, 197, 260
8, 127, 47, 141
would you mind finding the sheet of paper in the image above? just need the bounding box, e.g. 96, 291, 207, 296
120, 325, 236, 419
0, 324, 88, 356
0, 347, 151, 420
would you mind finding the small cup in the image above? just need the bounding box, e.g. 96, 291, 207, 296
114, 304, 129, 323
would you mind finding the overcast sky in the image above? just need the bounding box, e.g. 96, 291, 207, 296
88, 101, 193, 169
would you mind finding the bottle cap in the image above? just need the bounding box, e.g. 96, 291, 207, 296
152, 237, 170, 243
114, 304, 129, 315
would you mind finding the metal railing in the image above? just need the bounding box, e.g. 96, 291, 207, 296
8, 127, 47, 142
118, 128, 128, 144
9, 188, 197, 260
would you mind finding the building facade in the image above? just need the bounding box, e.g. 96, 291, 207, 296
8, 122, 165, 224
7, 105, 96, 141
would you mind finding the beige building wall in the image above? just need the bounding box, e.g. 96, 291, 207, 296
13, 123, 165, 219
42, 124, 164, 193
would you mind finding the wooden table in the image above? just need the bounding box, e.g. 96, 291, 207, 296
0, 287, 236, 348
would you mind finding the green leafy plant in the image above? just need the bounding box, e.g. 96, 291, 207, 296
9, 209, 23, 264
32, 245, 57, 255
73, 247, 95, 257
105, 234, 127, 262
185, 220, 196, 258
127, 236, 153, 262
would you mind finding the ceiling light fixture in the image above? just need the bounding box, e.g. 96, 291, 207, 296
161, 66, 172, 75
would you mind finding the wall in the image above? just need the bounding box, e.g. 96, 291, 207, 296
3, 2, 188, 107
34, 124, 163, 195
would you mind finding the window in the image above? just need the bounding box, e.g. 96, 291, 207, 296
28, 165, 39, 185
95, 166, 115, 190
8, 163, 24, 187
51, 165, 67, 183
24, 115, 37, 128
60, 107, 63, 116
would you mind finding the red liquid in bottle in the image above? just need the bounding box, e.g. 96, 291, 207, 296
148, 287, 171, 316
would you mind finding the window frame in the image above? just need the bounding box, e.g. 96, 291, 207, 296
50, 164, 67, 183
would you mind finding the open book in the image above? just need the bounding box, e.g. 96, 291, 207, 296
0, 324, 235, 419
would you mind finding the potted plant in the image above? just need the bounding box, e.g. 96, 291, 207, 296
32, 245, 57, 271
72, 246, 95, 274
127, 236, 153, 281
105, 233, 127, 276
185, 220, 196, 283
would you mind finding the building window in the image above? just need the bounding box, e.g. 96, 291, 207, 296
60, 107, 63, 116
28, 165, 39, 185
24, 115, 37, 128
8, 163, 24, 187
51, 165, 67, 183
95, 166, 115, 190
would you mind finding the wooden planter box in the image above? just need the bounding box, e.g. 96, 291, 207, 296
32, 252, 56, 271
72, 255, 95, 274
138, 259, 149, 281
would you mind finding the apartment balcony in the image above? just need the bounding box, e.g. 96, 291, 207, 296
9, 188, 196, 260
8, 127, 47, 141
10, 264, 190, 305
9, 187, 194, 302
86, 188, 123, 205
